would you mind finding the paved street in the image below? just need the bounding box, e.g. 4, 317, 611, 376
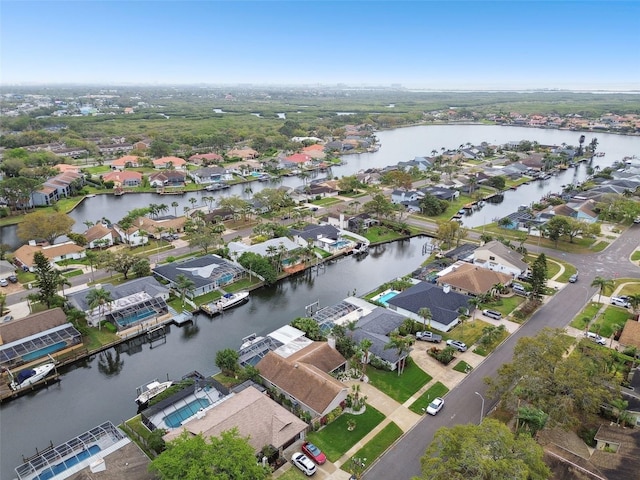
364, 224, 640, 479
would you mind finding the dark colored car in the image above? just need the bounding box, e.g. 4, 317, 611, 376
7, 274, 18, 283
301, 441, 326, 465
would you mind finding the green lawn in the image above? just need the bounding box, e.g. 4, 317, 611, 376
311, 197, 342, 206
473, 328, 510, 356
443, 319, 491, 347
452, 360, 473, 373
273, 469, 307, 480
306, 405, 385, 462
570, 302, 601, 330
342, 422, 403, 474
481, 296, 525, 316
365, 360, 432, 403
631, 251, 640, 262
363, 226, 405, 243
224, 277, 262, 292
408, 381, 450, 414
617, 279, 640, 296
192, 290, 222, 305
591, 307, 633, 338
61, 269, 84, 278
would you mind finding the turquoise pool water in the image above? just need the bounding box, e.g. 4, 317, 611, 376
23, 341, 66, 362
377, 291, 399, 306
163, 398, 211, 428
115, 308, 156, 327
37, 445, 101, 480
332, 240, 350, 249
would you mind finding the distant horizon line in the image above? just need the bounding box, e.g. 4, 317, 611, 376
2, 82, 640, 94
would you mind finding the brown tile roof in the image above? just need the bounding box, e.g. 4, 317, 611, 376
38, 185, 57, 194
84, 224, 112, 242
103, 170, 142, 183
152, 156, 186, 167
112, 155, 139, 166
163, 386, 307, 451
13, 242, 85, 268
0, 308, 67, 344
618, 321, 640, 349
286, 342, 347, 373
437, 262, 513, 295
257, 350, 346, 416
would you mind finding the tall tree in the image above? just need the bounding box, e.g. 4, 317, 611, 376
32, 252, 60, 308
150, 429, 269, 480
421, 419, 550, 480
591, 276, 614, 304
174, 273, 196, 306
86, 287, 114, 330
384, 334, 412, 376
17, 211, 75, 245
418, 307, 433, 331
529, 253, 548, 299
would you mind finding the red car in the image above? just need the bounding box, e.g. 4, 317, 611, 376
301, 441, 326, 464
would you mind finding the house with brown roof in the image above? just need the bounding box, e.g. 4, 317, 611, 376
111, 155, 140, 170
472, 240, 528, 277
281, 153, 313, 169
103, 170, 142, 187
436, 262, 513, 296
163, 385, 308, 454
0, 308, 82, 370
189, 152, 223, 164
84, 223, 117, 249
617, 320, 640, 350
13, 241, 86, 271
301, 144, 326, 160
227, 147, 259, 160
257, 342, 348, 419
152, 156, 186, 169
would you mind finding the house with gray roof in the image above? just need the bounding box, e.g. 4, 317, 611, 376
153, 254, 246, 298
386, 282, 471, 332
473, 240, 528, 277
420, 186, 459, 201
189, 166, 232, 185
290, 224, 340, 250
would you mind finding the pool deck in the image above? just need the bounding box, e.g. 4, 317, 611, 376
145, 386, 226, 431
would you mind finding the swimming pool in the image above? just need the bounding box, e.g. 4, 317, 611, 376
36, 445, 101, 480
23, 341, 66, 362
376, 290, 400, 306
115, 308, 156, 328
332, 240, 350, 249
163, 398, 211, 428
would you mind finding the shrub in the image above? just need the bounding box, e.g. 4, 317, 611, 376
428, 346, 456, 365
369, 356, 392, 371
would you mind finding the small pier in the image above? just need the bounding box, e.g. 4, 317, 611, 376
0, 371, 61, 403
156, 187, 185, 195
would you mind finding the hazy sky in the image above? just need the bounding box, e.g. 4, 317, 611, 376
2, 1, 639, 90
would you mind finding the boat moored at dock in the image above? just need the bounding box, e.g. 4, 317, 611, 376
200, 291, 249, 316
135, 379, 173, 406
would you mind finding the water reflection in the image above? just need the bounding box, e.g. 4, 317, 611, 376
97, 350, 124, 377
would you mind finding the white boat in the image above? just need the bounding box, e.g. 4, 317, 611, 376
240, 333, 265, 351
85, 194, 96, 198
135, 379, 173, 405
8, 362, 57, 391
201, 291, 249, 316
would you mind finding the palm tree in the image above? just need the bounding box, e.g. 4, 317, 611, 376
627, 293, 640, 316
590, 276, 614, 304
0, 292, 6, 316
56, 274, 72, 297
468, 296, 483, 321
418, 307, 433, 331
172, 201, 179, 217
86, 287, 114, 330
174, 274, 196, 307
359, 338, 373, 375
384, 334, 412, 376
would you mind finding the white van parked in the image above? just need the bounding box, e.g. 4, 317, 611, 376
611, 296, 630, 308
512, 283, 528, 296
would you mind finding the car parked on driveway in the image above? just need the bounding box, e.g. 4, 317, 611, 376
481, 309, 502, 320
585, 332, 607, 345
611, 296, 630, 308
301, 441, 326, 465
446, 339, 467, 352
415, 331, 442, 343
291, 452, 317, 476
7, 274, 18, 283
426, 397, 444, 415
0, 278, 8, 287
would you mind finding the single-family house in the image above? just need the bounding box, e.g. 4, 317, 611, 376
386, 282, 471, 332
391, 190, 423, 204
66, 277, 170, 329
420, 186, 459, 201
103, 170, 142, 188
257, 342, 348, 419
227, 147, 259, 160
189, 166, 232, 184
397, 156, 433, 172
436, 262, 513, 296
163, 385, 308, 454
153, 255, 246, 297
152, 156, 186, 170
133, 140, 150, 151
112, 223, 148, 246
188, 152, 223, 165
290, 224, 340, 251
618, 321, 640, 350
281, 153, 313, 169
347, 213, 379, 233
111, 155, 140, 169
84, 223, 117, 249
228, 237, 304, 270
301, 144, 326, 159
352, 307, 412, 371
0, 308, 82, 370
13, 241, 86, 271
472, 240, 528, 277
148, 170, 186, 187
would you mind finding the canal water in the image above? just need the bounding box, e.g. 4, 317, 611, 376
1, 125, 639, 248
0, 238, 426, 478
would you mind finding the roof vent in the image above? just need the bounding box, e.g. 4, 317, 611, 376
443, 284, 451, 294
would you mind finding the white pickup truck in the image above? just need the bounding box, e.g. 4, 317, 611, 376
415, 331, 442, 343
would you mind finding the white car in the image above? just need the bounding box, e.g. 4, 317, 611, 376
426, 397, 444, 415
446, 339, 467, 352
585, 332, 607, 345
291, 452, 317, 476
611, 296, 630, 308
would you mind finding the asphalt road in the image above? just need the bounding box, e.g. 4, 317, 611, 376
364, 224, 640, 480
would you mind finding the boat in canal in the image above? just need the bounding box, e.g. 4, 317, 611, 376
7, 361, 57, 391
135, 379, 173, 406
201, 291, 249, 315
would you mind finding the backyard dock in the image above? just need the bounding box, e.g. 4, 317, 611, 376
0, 372, 61, 403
